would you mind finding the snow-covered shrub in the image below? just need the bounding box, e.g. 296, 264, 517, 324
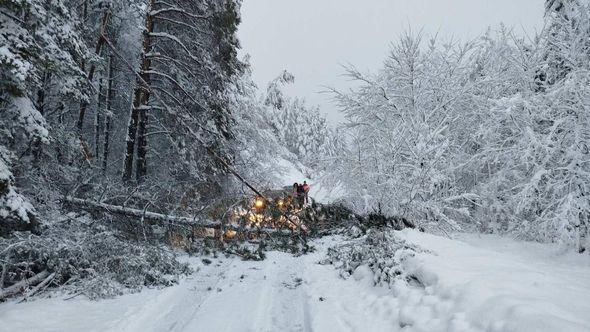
466, 2, 590, 251
321, 230, 425, 288
472, 80, 590, 249
0, 215, 191, 300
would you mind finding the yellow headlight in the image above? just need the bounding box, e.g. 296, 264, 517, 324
254, 198, 264, 208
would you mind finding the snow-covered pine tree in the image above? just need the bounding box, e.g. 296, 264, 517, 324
226, 58, 287, 188
0, 0, 89, 234
121, 0, 243, 199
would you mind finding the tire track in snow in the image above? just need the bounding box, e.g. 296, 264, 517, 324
112, 258, 234, 332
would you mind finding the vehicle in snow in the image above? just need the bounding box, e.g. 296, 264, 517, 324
228, 187, 307, 236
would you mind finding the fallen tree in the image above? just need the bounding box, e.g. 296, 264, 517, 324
0, 270, 50, 301
64, 196, 293, 236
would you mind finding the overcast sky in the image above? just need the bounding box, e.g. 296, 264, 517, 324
237, 0, 545, 125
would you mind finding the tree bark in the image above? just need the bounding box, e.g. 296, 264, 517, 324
102, 54, 114, 174
36, 71, 49, 115
94, 77, 104, 160
0, 270, 49, 301
135, 106, 149, 181
21, 272, 55, 301
123, 0, 155, 182
1, 262, 7, 289
32, 71, 51, 164
122, 104, 139, 181
77, 9, 111, 132
64, 197, 292, 235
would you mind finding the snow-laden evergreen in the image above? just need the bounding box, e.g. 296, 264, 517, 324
1, 0, 87, 234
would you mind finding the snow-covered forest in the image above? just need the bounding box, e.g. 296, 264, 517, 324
1, 0, 589, 331
328, 1, 590, 251
0, 0, 338, 300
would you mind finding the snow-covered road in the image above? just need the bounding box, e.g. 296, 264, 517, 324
0, 237, 401, 332
1, 231, 589, 332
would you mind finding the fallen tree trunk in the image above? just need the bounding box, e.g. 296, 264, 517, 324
20, 272, 55, 301
0, 270, 50, 301
65, 197, 292, 235
66, 196, 217, 227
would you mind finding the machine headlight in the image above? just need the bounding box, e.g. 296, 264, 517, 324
254, 198, 265, 209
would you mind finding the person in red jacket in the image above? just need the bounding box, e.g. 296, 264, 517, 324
302, 181, 310, 205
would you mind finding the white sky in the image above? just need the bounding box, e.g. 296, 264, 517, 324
237, 0, 545, 125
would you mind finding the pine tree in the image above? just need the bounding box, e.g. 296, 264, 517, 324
0, 0, 88, 234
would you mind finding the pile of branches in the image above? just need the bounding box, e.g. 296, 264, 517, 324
320, 229, 426, 288
302, 201, 418, 237
188, 233, 310, 262
0, 214, 191, 301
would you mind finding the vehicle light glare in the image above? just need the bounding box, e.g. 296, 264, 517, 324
254, 198, 265, 208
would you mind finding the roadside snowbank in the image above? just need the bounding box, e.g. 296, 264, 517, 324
396, 230, 590, 332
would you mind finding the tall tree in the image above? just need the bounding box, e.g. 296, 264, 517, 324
102, 53, 115, 174
121, 0, 243, 188
122, 0, 155, 182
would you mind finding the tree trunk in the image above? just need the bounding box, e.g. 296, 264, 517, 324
21, 272, 55, 300
135, 107, 149, 181
76, 9, 111, 132
33, 71, 50, 163
36, 71, 49, 115
64, 197, 293, 235
0, 270, 50, 301
94, 77, 104, 160
123, 0, 155, 182
122, 102, 140, 181
102, 54, 114, 174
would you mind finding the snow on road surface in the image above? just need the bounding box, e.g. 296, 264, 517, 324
1, 231, 589, 332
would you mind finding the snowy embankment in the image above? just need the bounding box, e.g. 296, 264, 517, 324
392, 231, 590, 331
1, 231, 588, 332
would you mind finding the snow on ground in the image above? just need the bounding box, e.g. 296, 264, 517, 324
1, 231, 588, 332
395, 231, 590, 332
0, 237, 399, 332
